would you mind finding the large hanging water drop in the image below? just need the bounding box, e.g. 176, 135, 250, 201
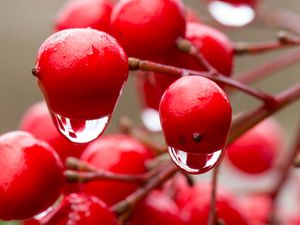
168, 147, 223, 174
207, 0, 256, 27
51, 112, 111, 144
141, 108, 162, 132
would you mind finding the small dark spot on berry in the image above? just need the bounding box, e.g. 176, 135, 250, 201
31, 67, 38, 77
192, 133, 202, 142
179, 136, 186, 144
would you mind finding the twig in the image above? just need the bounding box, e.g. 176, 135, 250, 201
111, 164, 178, 223
119, 116, 166, 155
228, 83, 300, 145
64, 157, 161, 183
234, 31, 300, 55
236, 47, 300, 84
128, 57, 275, 103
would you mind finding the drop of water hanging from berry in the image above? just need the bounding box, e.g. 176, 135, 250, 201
141, 108, 162, 132
207, 0, 256, 27
51, 112, 111, 144
168, 147, 223, 174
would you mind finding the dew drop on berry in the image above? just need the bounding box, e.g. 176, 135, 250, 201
141, 108, 162, 132
168, 147, 223, 174
207, 0, 255, 27
51, 112, 111, 144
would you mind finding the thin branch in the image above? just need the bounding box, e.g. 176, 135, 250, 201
128, 57, 275, 103
118, 116, 166, 155
236, 47, 300, 84
234, 31, 300, 55
111, 164, 178, 221
65, 157, 161, 183
228, 83, 300, 145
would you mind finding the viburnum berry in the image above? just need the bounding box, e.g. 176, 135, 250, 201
80, 134, 153, 206
154, 22, 233, 94
159, 76, 232, 174
41, 194, 118, 225
54, 0, 114, 33
23, 219, 41, 225
226, 118, 283, 174
33, 28, 128, 143
0, 131, 63, 220
207, 0, 258, 27
110, 0, 186, 58
128, 191, 185, 225
176, 183, 249, 225
20, 101, 86, 163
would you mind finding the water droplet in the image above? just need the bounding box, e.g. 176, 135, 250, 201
141, 108, 162, 132
208, 0, 255, 27
51, 112, 111, 144
168, 146, 223, 174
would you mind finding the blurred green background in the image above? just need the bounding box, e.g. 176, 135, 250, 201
0, 0, 299, 224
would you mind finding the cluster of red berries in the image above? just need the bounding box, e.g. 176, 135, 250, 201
1, 0, 299, 224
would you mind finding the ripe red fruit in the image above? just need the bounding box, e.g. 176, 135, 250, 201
159, 76, 231, 173
226, 118, 283, 174
0, 131, 63, 220
42, 194, 118, 225
128, 191, 185, 225
110, 0, 186, 58
33, 28, 128, 143
81, 134, 153, 206
23, 219, 41, 225
154, 22, 233, 97
20, 101, 86, 162
54, 0, 114, 32
177, 183, 249, 225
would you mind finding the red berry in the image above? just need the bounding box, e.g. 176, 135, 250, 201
0, 131, 63, 220
159, 76, 232, 154
33, 28, 128, 143
178, 183, 249, 225
23, 219, 41, 225
128, 191, 185, 225
81, 134, 153, 206
226, 118, 283, 174
20, 101, 86, 163
54, 0, 114, 32
110, 0, 186, 58
42, 194, 118, 225
144, 22, 233, 110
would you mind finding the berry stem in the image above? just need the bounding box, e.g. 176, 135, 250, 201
118, 116, 166, 155
111, 163, 178, 222
234, 31, 300, 55
128, 57, 275, 103
235, 47, 300, 84
64, 157, 163, 183
229, 83, 300, 144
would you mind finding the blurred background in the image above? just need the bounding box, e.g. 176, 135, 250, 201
0, 0, 299, 224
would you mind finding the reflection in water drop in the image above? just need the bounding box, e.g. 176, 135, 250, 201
34, 205, 54, 220
208, 0, 255, 27
168, 147, 223, 174
51, 112, 111, 144
141, 108, 162, 132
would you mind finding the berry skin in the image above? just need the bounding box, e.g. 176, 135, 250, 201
159, 76, 232, 155
226, 118, 283, 174
213, 0, 258, 7
110, 0, 186, 58
128, 191, 185, 225
81, 134, 153, 206
54, 0, 114, 32
23, 219, 41, 225
20, 101, 86, 163
42, 194, 118, 225
33, 28, 128, 120
177, 183, 249, 225
0, 131, 63, 220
